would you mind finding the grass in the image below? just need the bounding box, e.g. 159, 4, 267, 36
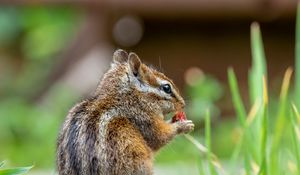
184, 2, 300, 175
205, 110, 216, 175
0, 161, 32, 175
291, 104, 300, 174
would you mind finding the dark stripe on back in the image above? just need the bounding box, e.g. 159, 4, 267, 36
66, 116, 82, 175
85, 116, 100, 175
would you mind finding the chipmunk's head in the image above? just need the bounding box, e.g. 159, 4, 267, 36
110, 49, 185, 116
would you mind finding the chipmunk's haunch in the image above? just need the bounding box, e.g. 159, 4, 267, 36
56, 49, 194, 175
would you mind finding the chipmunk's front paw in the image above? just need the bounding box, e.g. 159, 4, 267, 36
174, 120, 194, 134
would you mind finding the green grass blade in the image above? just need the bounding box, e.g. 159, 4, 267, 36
249, 22, 267, 104
258, 106, 268, 175
291, 104, 300, 173
270, 68, 293, 174
258, 76, 268, 175
0, 166, 33, 175
292, 103, 300, 123
274, 68, 293, 143
205, 110, 216, 175
228, 68, 247, 126
295, 2, 300, 109
249, 22, 268, 167
228, 67, 253, 174
0, 162, 4, 168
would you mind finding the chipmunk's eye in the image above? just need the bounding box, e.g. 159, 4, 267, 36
161, 84, 172, 94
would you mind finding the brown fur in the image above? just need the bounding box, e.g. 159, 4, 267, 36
56, 49, 194, 175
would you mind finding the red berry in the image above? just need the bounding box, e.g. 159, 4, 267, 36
171, 111, 187, 123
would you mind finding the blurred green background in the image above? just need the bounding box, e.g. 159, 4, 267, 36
0, 1, 299, 174
0, 6, 81, 170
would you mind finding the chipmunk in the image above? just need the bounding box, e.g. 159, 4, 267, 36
56, 49, 194, 175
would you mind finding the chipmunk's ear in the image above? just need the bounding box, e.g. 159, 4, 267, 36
113, 49, 128, 63
128, 52, 141, 76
